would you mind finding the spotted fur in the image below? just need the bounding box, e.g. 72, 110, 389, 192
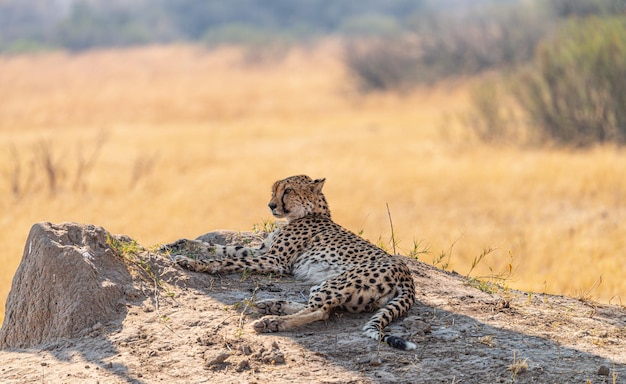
167, 175, 417, 350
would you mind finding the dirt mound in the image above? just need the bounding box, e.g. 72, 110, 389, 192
0, 222, 133, 349
0, 222, 624, 383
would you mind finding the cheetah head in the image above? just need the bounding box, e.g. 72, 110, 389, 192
268, 175, 330, 222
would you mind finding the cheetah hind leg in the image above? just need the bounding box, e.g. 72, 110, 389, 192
251, 307, 328, 333
255, 300, 306, 316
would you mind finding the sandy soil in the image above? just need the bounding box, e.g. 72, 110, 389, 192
1, 231, 624, 384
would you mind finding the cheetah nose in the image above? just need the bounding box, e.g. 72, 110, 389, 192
268, 202, 277, 210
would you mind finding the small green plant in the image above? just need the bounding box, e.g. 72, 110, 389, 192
385, 203, 399, 255
432, 250, 451, 271
432, 235, 462, 271
466, 249, 516, 296
233, 294, 258, 339
466, 247, 498, 277
253, 218, 277, 234
406, 239, 430, 261
377, 204, 430, 260
107, 235, 170, 292
107, 234, 143, 259
577, 276, 603, 303
106, 234, 177, 329
468, 278, 497, 295
375, 235, 390, 253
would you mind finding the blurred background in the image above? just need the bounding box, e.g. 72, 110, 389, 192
1, 0, 626, 322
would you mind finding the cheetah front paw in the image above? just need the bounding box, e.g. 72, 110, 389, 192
171, 254, 192, 268
171, 255, 208, 273
159, 238, 192, 254
255, 300, 306, 316
255, 300, 289, 315
251, 316, 283, 333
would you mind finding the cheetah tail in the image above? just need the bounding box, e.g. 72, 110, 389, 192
362, 314, 417, 350
382, 334, 417, 351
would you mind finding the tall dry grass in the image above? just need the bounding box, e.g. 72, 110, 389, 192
1, 43, 624, 323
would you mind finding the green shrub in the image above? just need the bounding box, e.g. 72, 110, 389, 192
344, 2, 550, 92
548, 0, 626, 18
343, 38, 422, 92
462, 80, 523, 144
513, 17, 626, 146
202, 24, 293, 65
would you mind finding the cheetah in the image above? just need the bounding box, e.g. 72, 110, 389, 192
165, 175, 417, 350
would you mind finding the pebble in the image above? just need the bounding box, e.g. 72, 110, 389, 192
237, 359, 250, 371
403, 316, 432, 335
598, 366, 610, 376
205, 351, 230, 367
239, 345, 253, 355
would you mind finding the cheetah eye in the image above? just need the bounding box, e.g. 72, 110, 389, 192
284, 187, 293, 194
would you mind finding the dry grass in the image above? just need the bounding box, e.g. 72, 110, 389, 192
1, 42, 624, 323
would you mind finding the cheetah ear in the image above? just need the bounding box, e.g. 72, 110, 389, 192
311, 178, 326, 193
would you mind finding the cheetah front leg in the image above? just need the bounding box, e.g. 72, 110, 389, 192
161, 237, 289, 275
